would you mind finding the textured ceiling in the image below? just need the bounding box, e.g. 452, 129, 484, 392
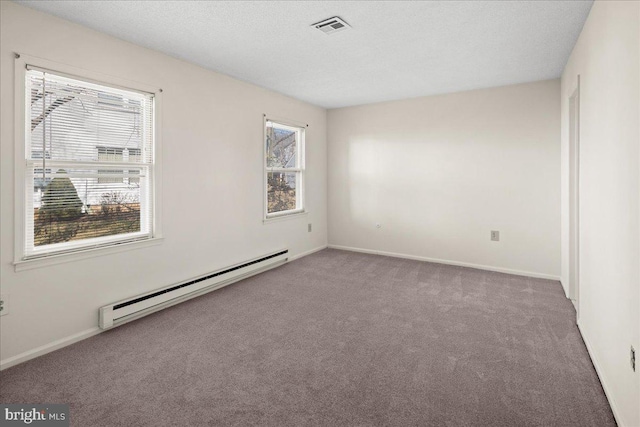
15, 1, 593, 108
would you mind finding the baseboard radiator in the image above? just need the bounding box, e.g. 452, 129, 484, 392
99, 249, 289, 329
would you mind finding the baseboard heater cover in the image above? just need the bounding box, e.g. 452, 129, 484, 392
99, 249, 288, 329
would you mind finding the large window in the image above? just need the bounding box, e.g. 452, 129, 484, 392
23, 68, 156, 260
264, 119, 305, 218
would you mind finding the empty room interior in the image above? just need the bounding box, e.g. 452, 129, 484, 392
0, 0, 639, 426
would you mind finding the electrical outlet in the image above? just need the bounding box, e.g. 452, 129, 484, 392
631, 346, 636, 372
308, 223, 312, 232
0, 294, 8, 316
491, 230, 500, 241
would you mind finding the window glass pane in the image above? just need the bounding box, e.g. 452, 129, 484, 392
32, 167, 144, 247
267, 172, 297, 213
33, 168, 52, 191
266, 124, 297, 168
28, 72, 151, 163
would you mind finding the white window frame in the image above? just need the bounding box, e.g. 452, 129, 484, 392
13, 54, 163, 271
263, 116, 307, 221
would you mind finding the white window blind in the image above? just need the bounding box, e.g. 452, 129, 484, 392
25, 68, 155, 259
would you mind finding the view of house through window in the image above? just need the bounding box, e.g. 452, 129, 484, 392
265, 120, 304, 217
25, 68, 155, 258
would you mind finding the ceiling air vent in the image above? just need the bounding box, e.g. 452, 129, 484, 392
312, 16, 351, 35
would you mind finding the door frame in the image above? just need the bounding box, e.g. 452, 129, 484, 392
568, 76, 581, 320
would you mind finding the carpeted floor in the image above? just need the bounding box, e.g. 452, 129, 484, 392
0, 249, 615, 426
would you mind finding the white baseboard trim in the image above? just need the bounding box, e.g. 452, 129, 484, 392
288, 244, 328, 262
1, 327, 101, 371
327, 244, 561, 281
1, 245, 328, 371
561, 277, 570, 299
577, 321, 623, 427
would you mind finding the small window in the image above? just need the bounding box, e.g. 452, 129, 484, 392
97, 147, 124, 184
23, 68, 156, 259
265, 119, 305, 218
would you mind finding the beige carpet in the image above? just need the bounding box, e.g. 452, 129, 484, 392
0, 249, 615, 426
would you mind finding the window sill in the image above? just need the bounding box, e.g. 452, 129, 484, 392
14, 237, 164, 272
263, 210, 308, 224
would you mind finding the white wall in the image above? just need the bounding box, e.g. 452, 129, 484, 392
0, 2, 327, 365
328, 80, 561, 278
560, 1, 640, 425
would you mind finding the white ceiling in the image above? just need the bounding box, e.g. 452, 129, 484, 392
15, 0, 593, 109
